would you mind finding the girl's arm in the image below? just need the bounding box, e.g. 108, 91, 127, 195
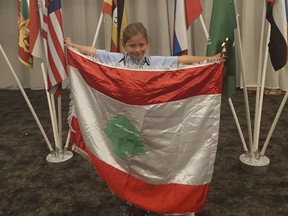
64, 37, 96, 56
177, 53, 223, 64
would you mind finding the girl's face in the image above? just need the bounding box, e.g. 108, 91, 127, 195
123, 33, 148, 60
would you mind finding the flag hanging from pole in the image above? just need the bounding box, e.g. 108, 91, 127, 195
206, 0, 237, 98
18, 0, 33, 67
67, 48, 223, 214
172, 0, 202, 56
29, 0, 43, 59
42, 0, 67, 95
101, 0, 128, 53
266, 0, 288, 71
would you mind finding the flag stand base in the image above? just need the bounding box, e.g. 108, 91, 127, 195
46, 150, 73, 169
239, 153, 270, 174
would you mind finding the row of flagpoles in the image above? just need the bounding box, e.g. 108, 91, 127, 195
95, 0, 287, 164
14, 0, 68, 158
3, 0, 287, 164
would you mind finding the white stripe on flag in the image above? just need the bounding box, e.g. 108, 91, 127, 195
173, 0, 188, 55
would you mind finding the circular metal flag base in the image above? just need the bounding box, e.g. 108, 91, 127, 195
239, 153, 270, 175
46, 150, 73, 170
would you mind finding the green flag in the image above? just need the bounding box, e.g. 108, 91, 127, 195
206, 0, 237, 98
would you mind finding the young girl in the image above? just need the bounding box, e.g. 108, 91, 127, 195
64, 22, 223, 69
65, 22, 223, 216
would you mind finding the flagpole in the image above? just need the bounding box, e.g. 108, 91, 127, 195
199, 15, 209, 40
257, 0, 288, 158
0, 44, 55, 154
233, 0, 252, 154
37, 0, 61, 152
253, 1, 270, 156
240, 0, 270, 174
199, 11, 248, 153
92, 12, 104, 47
38, 0, 73, 165
58, 95, 63, 151
40, 63, 61, 154
260, 91, 288, 156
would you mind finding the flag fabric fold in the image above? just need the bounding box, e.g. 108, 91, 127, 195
67, 48, 224, 214
206, 0, 237, 98
101, 0, 128, 53
29, 0, 43, 59
172, 0, 202, 56
42, 0, 67, 95
266, 0, 288, 71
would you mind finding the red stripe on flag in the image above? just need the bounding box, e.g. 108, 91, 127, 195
29, 0, 39, 56
185, 0, 202, 29
47, 14, 66, 66
70, 117, 209, 214
67, 49, 223, 105
110, 41, 118, 52
101, 1, 112, 16
47, 48, 63, 84
44, 0, 67, 94
89, 148, 209, 214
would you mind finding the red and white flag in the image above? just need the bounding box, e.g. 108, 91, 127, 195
172, 0, 202, 56
42, 0, 67, 95
67, 48, 223, 214
29, 0, 43, 59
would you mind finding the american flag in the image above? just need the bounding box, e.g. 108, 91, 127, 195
42, 0, 67, 95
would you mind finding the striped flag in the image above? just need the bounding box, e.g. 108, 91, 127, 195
18, 0, 33, 67
42, 0, 67, 95
29, 0, 43, 59
101, 0, 128, 53
67, 48, 224, 214
266, 0, 288, 71
172, 0, 202, 56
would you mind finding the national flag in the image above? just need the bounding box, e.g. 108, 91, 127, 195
18, 0, 33, 67
29, 0, 43, 59
206, 0, 237, 98
266, 0, 288, 71
101, 0, 128, 53
67, 48, 224, 214
42, 0, 67, 95
172, 0, 202, 56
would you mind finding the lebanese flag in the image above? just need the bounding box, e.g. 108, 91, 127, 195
67, 48, 223, 214
172, 0, 202, 56
266, 0, 288, 71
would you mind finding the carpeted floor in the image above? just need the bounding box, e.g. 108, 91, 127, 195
0, 89, 287, 216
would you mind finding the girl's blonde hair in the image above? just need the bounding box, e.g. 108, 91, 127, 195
122, 22, 148, 45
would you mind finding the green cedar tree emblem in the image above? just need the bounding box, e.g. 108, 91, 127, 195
104, 115, 145, 162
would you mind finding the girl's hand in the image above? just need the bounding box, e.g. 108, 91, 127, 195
64, 37, 73, 47
207, 53, 226, 63
214, 53, 226, 61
